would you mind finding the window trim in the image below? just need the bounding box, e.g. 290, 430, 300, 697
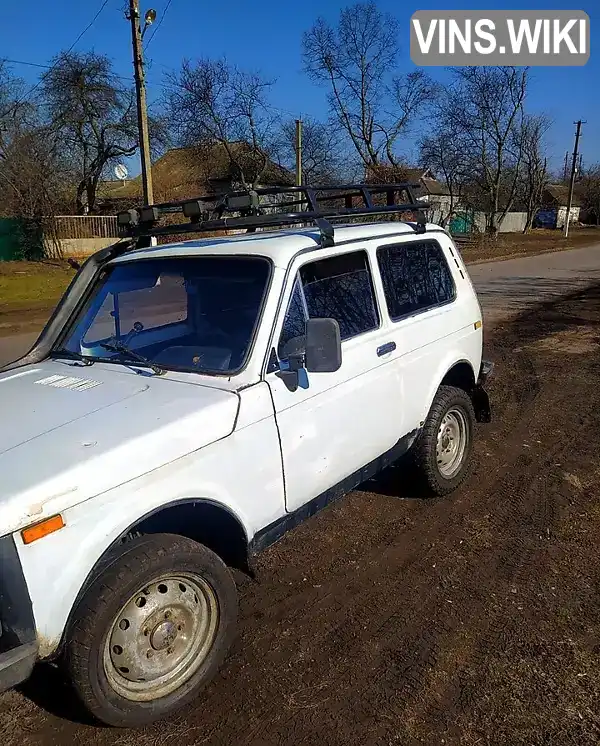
275, 248, 381, 359
53, 254, 274, 378
376, 238, 457, 324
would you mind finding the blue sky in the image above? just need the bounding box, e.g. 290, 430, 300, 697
2, 0, 597, 176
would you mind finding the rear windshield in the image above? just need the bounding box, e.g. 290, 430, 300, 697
57, 256, 271, 374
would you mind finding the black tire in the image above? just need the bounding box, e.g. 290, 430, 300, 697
64, 533, 238, 728
411, 385, 475, 496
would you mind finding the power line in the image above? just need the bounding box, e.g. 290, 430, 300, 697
2, 58, 51, 70
144, 0, 173, 48
3, 56, 303, 115
1, 55, 168, 91
2, 55, 307, 122
0, 0, 110, 118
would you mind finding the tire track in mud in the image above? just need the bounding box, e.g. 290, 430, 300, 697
396, 322, 600, 742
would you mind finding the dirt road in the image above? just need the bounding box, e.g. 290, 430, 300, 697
469, 242, 600, 323
2, 250, 600, 745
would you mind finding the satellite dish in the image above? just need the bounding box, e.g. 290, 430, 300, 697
114, 163, 128, 181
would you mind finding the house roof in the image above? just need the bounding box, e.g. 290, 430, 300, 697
98, 143, 293, 204
420, 176, 452, 196
363, 164, 456, 201
544, 184, 583, 207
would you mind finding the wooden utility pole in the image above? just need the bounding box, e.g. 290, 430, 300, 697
295, 119, 303, 187
563, 120, 584, 238
128, 0, 154, 205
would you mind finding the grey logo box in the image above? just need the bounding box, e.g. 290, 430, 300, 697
410, 10, 590, 66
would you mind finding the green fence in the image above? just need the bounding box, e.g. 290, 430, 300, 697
0, 218, 44, 260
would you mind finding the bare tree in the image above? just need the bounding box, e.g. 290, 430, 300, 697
420, 124, 468, 227
276, 118, 343, 184
442, 66, 528, 234
579, 164, 600, 225
303, 1, 434, 170
518, 114, 549, 233
163, 58, 281, 189
0, 63, 70, 256
42, 51, 164, 214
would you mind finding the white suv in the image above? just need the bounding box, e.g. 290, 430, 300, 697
0, 185, 492, 727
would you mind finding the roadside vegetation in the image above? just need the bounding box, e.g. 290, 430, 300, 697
0, 261, 74, 335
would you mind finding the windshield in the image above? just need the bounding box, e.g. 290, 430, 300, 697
57, 256, 271, 374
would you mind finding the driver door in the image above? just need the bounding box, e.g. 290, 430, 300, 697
267, 247, 403, 513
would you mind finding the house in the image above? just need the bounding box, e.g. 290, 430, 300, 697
535, 184, 582, 229
97, 143, 293, 212
364, 165, 456, 225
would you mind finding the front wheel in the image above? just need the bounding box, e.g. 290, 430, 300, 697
411, 385, 475, 496
65, 534, 238, 727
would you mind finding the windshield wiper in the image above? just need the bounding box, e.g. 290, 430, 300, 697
99, 341, 166, 376
52, 349, 95, 366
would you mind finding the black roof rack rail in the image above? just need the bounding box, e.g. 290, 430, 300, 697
117, 182, 429, 246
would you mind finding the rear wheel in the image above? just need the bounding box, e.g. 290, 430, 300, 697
65, 534, 237, 727
411, 385, 475, 496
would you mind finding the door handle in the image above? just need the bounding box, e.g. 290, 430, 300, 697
377, 341, 396, 356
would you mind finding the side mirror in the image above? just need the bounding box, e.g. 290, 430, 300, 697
305, 317, 342, 373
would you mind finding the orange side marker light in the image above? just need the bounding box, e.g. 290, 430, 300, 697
21, 514, 65, 545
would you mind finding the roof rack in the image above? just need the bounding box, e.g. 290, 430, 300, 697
117, 182, 429, 247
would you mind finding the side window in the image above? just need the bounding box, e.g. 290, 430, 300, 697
277, 250, 379, 357
377, 241, 456, 321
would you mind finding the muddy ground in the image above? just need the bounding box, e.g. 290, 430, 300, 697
2, 285, 600, 746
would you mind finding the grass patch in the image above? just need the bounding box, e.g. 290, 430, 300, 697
0, 261, 74, 310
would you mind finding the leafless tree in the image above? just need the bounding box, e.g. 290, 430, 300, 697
163, 58, 282, 189
0, 63, 70, 257
42, 51, 165, 214
442, 66, 529, 234
276, 118, 343, 184
579, 164, 600, 225
303, 1, 434, 171
517, 114, 549, 233
420, 124, 468, 227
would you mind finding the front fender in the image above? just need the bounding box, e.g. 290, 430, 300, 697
16, 381, 284, 658
16, 468, 254, 659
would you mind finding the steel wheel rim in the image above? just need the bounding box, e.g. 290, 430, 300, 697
103, 572, 219, 702
436, 407, 468, 478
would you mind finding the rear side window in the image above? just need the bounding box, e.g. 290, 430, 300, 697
377, 240, 456, 321
278, 250, 379, 356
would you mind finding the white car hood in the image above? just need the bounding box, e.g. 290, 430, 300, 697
0, 360, 239, 534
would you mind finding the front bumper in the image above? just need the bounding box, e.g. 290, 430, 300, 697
0, 535, 38, 692
473, 360, 494, 423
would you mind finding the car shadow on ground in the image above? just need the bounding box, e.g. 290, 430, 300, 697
18, 663, 98, 727
361, 459, 434, 500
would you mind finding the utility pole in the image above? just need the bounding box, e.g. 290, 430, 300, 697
563, 151, 569, 182
563, 120, 584, 238
295, 119, 303, 187
128, 0, 154, 205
